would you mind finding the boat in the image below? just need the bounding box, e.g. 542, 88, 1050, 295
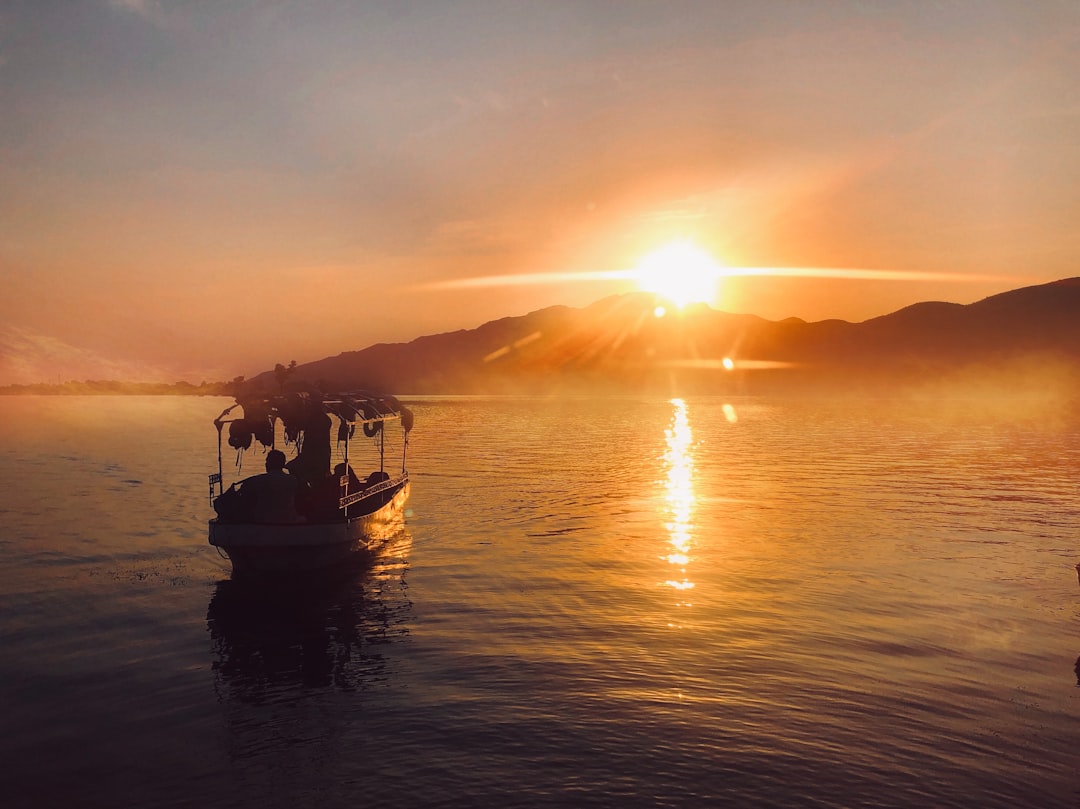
207, 390, 414, 576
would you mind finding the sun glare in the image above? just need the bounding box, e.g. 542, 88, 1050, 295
634, 242, 722, 308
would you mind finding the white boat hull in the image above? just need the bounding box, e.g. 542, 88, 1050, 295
209, 478, 410, 576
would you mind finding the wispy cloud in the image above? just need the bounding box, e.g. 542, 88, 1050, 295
419, 268, 635, 290
419, 266, 1019, 291
638, 196, 711, 223
106, 0, 167, 26
427, 219, 534, 257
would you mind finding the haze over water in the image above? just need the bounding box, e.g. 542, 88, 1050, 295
1, 394, 1078, 807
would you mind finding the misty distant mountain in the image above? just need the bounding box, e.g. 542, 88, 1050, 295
247, 277, 1080, 395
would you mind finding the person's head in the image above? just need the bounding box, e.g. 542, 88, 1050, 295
266, 449, 287, 471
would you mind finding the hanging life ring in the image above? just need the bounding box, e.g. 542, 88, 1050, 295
363, 419, 383, 437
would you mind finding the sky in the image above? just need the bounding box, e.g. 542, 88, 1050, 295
1, 1, 1078, 384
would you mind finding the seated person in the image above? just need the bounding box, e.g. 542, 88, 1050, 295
334, 463, 362, 491
240, 449, 304, 523
365, 470, 390, 487
302, 466, 356, 524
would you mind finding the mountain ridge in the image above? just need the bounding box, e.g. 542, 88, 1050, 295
248, 277, 1080, 396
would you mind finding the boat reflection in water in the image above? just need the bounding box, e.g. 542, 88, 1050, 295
206, 530, 413, 704
662, 398, 696, 604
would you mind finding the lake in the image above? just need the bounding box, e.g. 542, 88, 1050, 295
0, 394, 1078, 808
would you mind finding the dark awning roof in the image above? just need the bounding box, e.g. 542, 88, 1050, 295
214, 391, 414, 433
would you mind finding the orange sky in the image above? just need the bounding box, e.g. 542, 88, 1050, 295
1, 2, 1077, 385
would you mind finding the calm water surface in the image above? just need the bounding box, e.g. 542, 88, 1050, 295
0, 394, 1078, 807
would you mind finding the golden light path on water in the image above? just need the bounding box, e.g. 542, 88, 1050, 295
663, 398, 696, 603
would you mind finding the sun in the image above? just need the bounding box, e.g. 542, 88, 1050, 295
634, 241, 722, 309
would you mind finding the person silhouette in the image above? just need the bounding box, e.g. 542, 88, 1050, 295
241, 449, 304, 523
285, 408, 332, 489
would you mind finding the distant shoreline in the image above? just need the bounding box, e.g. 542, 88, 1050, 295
0, 380, 235, 396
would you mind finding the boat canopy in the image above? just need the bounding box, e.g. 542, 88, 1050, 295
214, 391, 414, 452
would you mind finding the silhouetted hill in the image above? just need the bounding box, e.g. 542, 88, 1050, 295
246, 277, 1080, 395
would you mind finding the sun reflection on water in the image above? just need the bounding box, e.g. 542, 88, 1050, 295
662, 398, 696, 600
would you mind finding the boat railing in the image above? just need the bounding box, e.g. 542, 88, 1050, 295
339, 472, 407, 510
208, 472, 223, 505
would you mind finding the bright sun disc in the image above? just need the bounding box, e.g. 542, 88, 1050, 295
634, 242, 722, 308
